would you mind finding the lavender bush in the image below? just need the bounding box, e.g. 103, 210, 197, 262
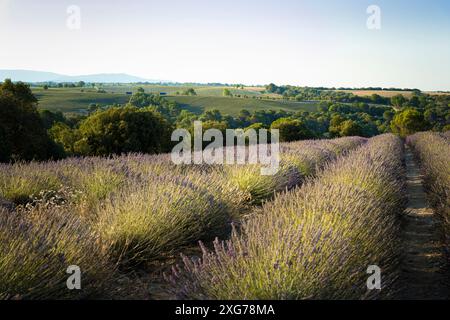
165, 134, 406, 299
228, 137, 366, 205
407, 132, 450, 245
0, 203, 114, 299
0, 136, 366, 297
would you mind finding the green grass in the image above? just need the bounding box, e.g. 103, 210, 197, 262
165, 95, 319, 116
36, 85, 265, 98
105, 85, 265, 97
32, 86, 318, 116
33, 88, 130, 113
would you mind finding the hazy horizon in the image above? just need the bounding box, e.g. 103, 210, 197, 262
1, 0, 449, 90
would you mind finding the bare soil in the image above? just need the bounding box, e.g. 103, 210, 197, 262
398, 147, 449, 299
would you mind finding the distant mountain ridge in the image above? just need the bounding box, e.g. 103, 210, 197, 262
0, 69, 159, 83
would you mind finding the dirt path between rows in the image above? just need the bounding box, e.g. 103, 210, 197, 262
398, 147, 449, 299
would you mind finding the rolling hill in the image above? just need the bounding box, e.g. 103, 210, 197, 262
31, 87, 318, 116
165, 95, 319, 115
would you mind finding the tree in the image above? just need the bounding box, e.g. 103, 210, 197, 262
176, 110, 198, 129
200, 109, 223, 122
390, 108, 429, 137
391, 94, 407, 108
237, 109, 251, 127
76, 106, 173, 156
129, 90, 157, 108
383, 110, 395, 122
318, 101, 330, 112
370, 94, 383, 104
183, 88, 197, 96
0, 80, 62, 162
328, 114, 346, 137
49, 122, 80, 155
128, 90, 181, 123
43, 85, 49, 90
409, 95, 420, 108
0, 79, 37, 105
270, 118, 314, 142
265, 83, 278, 93
339, 120, 363, 137
223, 88, 232, 97
423, 109, 438, 123
245, 122, 266, 130
39, 109, 66, 129
201, 120, 228, 133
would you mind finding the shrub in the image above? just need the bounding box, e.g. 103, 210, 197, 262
0, 204, 114, 299
228, 137, 366, 205
0, 80, 62, 162
97, 171, 247, 265
339, 119, 363, 137
98, 175, 248, 263
62, 158, 130, 210
227, 162, 300, 206
407, 132, 450, 244
0, 162, 62, 204
0, 136, 366, 276
165, 134, 406, 299
270, 118, 315, 142
49, 122, 80, 155
76, 106, 173, 156
390, 108, 429, 137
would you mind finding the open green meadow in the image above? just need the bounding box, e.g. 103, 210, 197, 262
33, 88, 130, 113
32, 86, 318, 116
104, 85, 266, 97
165, 95, 319, 115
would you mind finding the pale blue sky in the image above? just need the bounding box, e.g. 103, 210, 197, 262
0, 0, 449, 90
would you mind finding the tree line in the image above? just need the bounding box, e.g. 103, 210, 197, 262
0, 79, 449, 162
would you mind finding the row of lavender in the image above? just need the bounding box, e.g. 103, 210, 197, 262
165, 134, 406, 299
407, 132, 450, 249
0, 137, 365, 299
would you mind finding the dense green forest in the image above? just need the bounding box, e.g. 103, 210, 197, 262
1, 79, 449, 162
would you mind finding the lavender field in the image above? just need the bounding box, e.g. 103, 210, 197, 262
0, 133, 449, 300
